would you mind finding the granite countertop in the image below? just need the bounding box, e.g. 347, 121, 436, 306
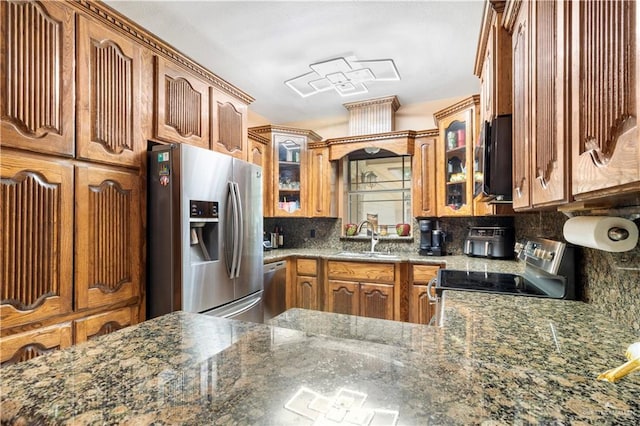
264, 248, 525, 275
2, 293, 638, 425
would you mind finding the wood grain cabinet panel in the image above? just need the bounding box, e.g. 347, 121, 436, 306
154, 56, 210, 148
0, 0, 75, 156
295, 276, 320, 311
248, 130, 272, 216
74, 306, 138, 344
409, 264, 441, 324
76, 15, 144, 168
412, 131, 438, 217
1, 150, 74, 329
308, 145, 338, 217
359, 283, 394, 320
210, 88, 248, 159
75, 164, 141, 310
327, 280, 359, 316
570, 0, 640, 199
0, 322, 72, 366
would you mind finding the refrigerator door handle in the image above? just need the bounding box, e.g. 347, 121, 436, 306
225, 181, 238, 278
233, 182, 244, 278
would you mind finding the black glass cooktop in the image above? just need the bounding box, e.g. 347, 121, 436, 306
436, 269, 549, 297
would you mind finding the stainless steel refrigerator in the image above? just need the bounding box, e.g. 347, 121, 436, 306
147, 143, 263, 322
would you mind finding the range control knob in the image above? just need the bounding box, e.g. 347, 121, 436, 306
542, 251, 555, 261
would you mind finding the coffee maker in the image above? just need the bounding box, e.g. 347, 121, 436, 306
419, 219, 445, 256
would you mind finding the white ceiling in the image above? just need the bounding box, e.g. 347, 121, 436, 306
104, 0, 484, 124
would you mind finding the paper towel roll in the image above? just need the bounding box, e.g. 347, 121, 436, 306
563, 216, 639, 252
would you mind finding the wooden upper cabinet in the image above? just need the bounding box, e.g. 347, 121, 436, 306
0, 0, 75, 157
1, 150, 74, 329
509, 0, 532, 210
74, 164, 141, 310
412, 131, 438, 217
570, 0, 640, 199
248, 130, 272, 216
154, 56, 210, 148
76, 15, 144, 168
308, 143, 338, 218
210, 88, 248, 159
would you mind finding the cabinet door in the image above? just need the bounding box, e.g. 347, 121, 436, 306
249, 132, 272, 216
530, 0, 570, 207
327, 280, 359, 316
154, 56, 210, 148
295, 276, 320, 311
511, 0, 532, 210
0, 1, 75, 157
74, 306, 138, 344
309, 146, 337, 217
412, 134, 437, 217
437, 109, 475, 216
360, 282, 394, 320
75, 164, 141, 310
210, 88, 248, 159
273, 133, 306, 216
409, 285, 434, 325
0, 322, 72, 366
76, 16, 144, 168
1, 151, 74, 329
571, 0, 640, 198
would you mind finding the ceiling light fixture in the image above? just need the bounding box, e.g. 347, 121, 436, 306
285, 56, 400, 98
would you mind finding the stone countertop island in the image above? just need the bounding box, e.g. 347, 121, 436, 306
1, 292, 638, 425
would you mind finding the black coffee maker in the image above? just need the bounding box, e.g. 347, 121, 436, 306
419, 219, 445, 256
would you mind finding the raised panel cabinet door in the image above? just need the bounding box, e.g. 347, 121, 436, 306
0, 0, 75, 156
511, 0, 532, 210
76, 15, 143, 168
154, 56, 210, 148
0, 322, 72, 366
359, 282, 394, 320
295, 276, 319, 311
309, 146, 337, 218
571, 0, 640, 198
327, 280, 359, 316
248, 131, 272, 216
210, 88, 248, 159
74, 306, 138, 344
530, 0, 570, 207
1, 150, 74, 329
412, 133, 437, 217
409, 284, 434, 325
75, 164, 141, 310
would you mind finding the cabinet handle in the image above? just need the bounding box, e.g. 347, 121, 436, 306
535, 173, 549, 190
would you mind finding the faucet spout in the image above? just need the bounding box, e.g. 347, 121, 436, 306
357, 220, 379, 253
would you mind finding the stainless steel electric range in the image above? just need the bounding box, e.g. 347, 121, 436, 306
428, 237, 576, 326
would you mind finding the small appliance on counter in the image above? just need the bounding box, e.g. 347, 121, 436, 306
419, 219, 446, 256
463, 226, 515, 259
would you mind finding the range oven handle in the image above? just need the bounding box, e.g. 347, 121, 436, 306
426, 277, 438, 302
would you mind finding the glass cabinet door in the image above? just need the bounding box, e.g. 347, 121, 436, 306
439, 110, 474, 216
275, 135, 304, 215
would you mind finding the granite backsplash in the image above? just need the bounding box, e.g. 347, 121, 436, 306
265, 212, 640, 333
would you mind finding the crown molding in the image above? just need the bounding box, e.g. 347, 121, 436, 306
433, 95, 480, 123
343, 95, 401, 112
247, 130, 270, 145
72, 0, 254, 104
248, 125, 323, 142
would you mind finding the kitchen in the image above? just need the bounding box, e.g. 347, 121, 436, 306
1, 0, 639, 424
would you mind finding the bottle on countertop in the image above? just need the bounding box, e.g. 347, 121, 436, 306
278, 226, 284, 247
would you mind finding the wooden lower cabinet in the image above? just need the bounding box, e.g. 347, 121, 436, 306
325, 261, 399, 321
292, 258, 321, 311
0, 323, 72, 366
409, 264, 442, 324
74, 306, 139, 344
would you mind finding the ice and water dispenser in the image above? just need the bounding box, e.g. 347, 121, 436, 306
189, 200, 219, 262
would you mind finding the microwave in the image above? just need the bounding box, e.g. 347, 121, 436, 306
481, 114, 512, 202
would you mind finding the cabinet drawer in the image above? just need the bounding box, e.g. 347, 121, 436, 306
74, 306, 138, 344
296, 258, 317, 276
327, 261, 395, 283
1, 322, 72, 366
412, 264, 441, 283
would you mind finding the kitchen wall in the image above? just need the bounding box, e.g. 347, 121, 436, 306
265, 211, 640, 333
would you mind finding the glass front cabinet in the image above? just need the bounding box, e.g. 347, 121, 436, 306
434, 95, 480, 216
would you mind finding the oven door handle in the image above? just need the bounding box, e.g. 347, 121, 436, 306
426, 277, 438, 302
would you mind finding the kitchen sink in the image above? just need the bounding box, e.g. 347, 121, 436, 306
333, 251, 401, 260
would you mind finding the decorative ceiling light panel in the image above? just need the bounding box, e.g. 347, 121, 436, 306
285, 57, 400, 98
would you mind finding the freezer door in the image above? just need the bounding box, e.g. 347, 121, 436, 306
233, 159, 264, 299
202, 291, 264, 323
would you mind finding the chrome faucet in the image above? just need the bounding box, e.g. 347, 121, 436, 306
357, 220, 379, 253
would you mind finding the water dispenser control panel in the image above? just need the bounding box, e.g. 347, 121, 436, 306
190, 200, 219, 219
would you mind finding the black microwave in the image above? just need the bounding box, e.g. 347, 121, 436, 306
481, 114, 512, 202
